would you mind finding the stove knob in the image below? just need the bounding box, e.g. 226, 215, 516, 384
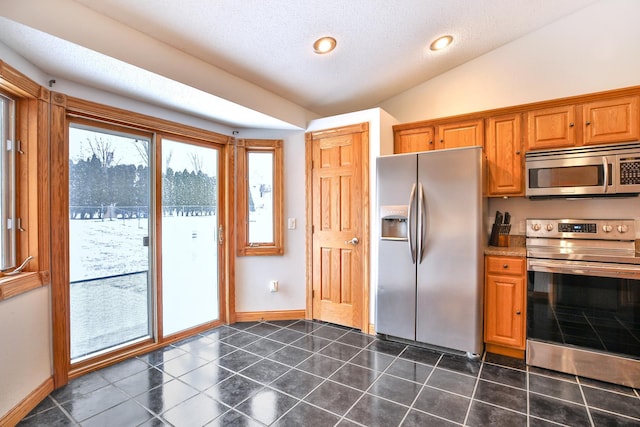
617, 224, 629, 233
532, 223, 541, 231
546, 224, 554, 231
602, 224, 613, 233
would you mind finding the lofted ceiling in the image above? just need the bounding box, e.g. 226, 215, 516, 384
0, 0, 599, 129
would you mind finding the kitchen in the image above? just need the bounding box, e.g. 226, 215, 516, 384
2, 0, 640, 425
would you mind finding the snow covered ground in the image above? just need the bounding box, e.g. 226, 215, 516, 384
69, 214, 219, 359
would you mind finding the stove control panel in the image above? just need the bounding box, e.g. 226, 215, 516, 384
526, 219, 636, 240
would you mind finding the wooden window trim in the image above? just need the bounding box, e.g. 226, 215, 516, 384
0, 61, 50, 300
236, 138, 284, 256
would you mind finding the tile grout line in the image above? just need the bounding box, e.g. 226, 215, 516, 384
334, 343, 413, 427
396, 351, 445, 427
526, 365, 530, 427
462, 357, 483, 426
576, 376, 596, 427
253, 321, 372, 426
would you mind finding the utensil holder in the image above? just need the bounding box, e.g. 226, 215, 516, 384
490, 224, 511, 246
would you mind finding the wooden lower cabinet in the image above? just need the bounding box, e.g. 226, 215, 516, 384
484, 255, 526, 358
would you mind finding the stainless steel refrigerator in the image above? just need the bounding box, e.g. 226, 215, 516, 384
376, 146, 485, 357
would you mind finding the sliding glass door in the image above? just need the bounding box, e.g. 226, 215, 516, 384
68, 123, 152, 361
161, 138, 221, 336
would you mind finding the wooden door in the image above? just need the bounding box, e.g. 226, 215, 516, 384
486, 114, 523, 196
437, 119, 484, 150
394, 126, 434, 153
484, 256, 525, 350
583, 96, 639, 145
526, 105, 576, 150
306, 123, 369, 330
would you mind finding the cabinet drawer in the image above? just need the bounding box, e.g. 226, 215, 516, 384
486, 256, 524, 275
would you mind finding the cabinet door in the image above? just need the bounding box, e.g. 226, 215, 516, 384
484, 273, 525, 349
583, 96, 639, 145
526, 105, 576, 150
394, 126, 434, 153
437, 119, 483, 150
486, 114, 523, 196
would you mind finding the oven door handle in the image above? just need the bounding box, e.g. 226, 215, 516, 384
602, 155, 609, 194
527, 259, 640, 280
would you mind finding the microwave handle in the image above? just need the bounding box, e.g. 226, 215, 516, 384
602, 156, 609, 193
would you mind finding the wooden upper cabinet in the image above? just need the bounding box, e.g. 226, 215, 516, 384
526, 105, 576, 150
583, 96, 639, 145
437, 119, 484, 150
486, 114, 523, 196
394, 126, 434, 153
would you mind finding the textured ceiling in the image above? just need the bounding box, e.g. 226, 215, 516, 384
0, 0, 599, 129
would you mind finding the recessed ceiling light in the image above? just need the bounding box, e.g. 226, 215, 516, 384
313, 37, 337, 54
430, 35, 453, 51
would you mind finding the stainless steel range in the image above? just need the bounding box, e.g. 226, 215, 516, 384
526, 218, 640, 388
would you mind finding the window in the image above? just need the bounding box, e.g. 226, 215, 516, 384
0, 93, 15, 271
236, 139, 284, 256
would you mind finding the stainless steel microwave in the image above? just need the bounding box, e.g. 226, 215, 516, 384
525, 142, 640, 198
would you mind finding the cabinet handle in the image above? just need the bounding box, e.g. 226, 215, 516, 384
429, 140, 433, 144
515, 150, 521, 155
586, 120, 591, 125
503, 264, 509, 269
515, 311, 521, 315
440, 139, 444, 143
569, 122, 575, 127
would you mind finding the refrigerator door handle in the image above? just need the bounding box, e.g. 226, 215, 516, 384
418, 183, 426, 263
407, 183, 417, 264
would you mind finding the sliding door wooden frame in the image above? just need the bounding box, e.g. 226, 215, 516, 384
50, 92, 233, 385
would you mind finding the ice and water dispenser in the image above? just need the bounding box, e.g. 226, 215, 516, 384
380, 205, 409, 240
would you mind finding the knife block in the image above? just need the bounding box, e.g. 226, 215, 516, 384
490, 224, 511, 246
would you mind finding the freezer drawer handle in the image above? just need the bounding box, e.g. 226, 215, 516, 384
345, 237, 359, 245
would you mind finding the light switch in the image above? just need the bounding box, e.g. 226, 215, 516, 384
288, 218, 296, 230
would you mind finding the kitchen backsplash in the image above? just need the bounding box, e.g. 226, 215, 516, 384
488, 196, 640, 238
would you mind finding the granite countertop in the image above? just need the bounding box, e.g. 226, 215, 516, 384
485, 235, 526, 257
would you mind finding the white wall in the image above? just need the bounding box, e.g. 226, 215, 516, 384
380, 0, 640, 124
0, 287, 52, 419
233, 129, 308, 312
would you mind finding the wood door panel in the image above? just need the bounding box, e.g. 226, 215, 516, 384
486, 114, 523, 196
526, 105, 576, 150
340, 176, 352, 231
583, 96, 639, 145
308, 124, 368, 330
340, 249, 353, 304
485, 273, 525, 349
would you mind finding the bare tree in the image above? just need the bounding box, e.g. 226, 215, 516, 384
165, 148, 173, 171
189, 152, 203, 174
87, 136, 117, 168
133, 139, 149, 166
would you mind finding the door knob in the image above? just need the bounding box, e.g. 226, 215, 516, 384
345, 237, 359, 245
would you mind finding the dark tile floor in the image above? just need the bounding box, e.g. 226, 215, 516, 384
19, 320, 640, 426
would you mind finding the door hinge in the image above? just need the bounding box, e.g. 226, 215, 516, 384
312, 290, 315, 299
218, 225, 224, 245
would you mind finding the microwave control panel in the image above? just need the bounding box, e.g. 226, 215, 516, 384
619, 158, 640, 185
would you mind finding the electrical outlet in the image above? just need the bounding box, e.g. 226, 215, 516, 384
269, 280, 278, 292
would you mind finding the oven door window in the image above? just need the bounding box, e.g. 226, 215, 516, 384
528, 163, 612, 189
527, 270, 640, 358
